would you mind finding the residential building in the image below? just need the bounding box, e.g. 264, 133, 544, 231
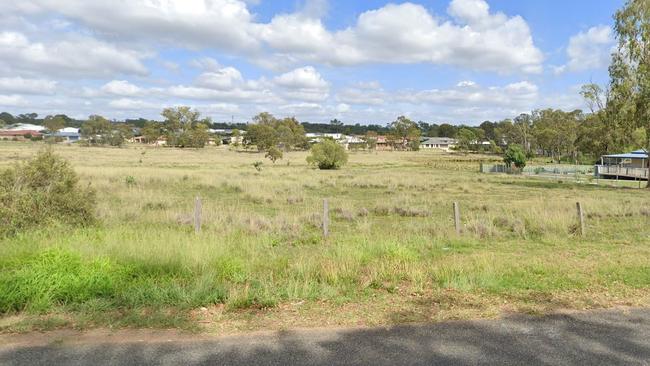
2, 123, 46, 133
420, 137, 458, 151
50, 131, 81, 142
596, 149, 648, 180
0, 130, 43, 140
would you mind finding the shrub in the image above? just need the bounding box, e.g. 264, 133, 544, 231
125, 175, 136, 187
0, 149, 96, 237
265, 146, 283, 163
503, 145, 527, 170
253, 161, 263, 172
306, 139, 348, 170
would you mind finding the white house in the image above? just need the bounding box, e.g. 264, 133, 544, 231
420, 137, 457, 151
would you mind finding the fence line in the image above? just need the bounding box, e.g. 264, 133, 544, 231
183, 198, 592, 239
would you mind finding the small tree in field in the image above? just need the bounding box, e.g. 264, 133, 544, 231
504, 144, 527, 170
307, 139, 348, 170
265, 146, 283, 163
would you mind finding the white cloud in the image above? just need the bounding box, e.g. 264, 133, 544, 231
335, 103, 350, 113
108, 98, 158, 110
0, 77, 57, 94
1, 0, 260, 52
456, 80, 477, 88
273, 66, 328, 89
101, 80, 143, 96
189, 57, 222, 71
278, 102, 324, 113
0, 31, 148, 78
397, 81, 538, 108
258, 1, 543, 73
556, 25, 613, 74
336, 81, 386, 105
203, 103, 240, 114
273, 66, 329, 102
0, 95, 27, 107
3, 0, 542, 73
196, 67, 244, 90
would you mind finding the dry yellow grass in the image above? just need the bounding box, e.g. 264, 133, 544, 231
0, 141, 648, 333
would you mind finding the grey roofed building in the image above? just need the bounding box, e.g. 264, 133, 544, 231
596, 149, 648, 180
600, 149, 648, 167
420, 137, 457, 151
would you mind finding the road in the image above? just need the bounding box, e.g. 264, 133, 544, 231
1, 308, 649, 365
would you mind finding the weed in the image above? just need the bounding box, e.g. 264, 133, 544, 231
125, 176, 136, 187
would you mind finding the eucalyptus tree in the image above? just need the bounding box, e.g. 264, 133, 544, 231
610, 0, 650, 186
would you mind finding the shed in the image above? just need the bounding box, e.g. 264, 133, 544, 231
596, 149, 648, 180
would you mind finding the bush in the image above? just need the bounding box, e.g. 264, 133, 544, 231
253, 161, 263, 172
265, 146, 283, 163
503, 145, 527, 170
0, 149, 96, 237
306, 139, 348, 170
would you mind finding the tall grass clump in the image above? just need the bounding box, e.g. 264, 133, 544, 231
0, 149, 96, 237
0, 248, 123, 313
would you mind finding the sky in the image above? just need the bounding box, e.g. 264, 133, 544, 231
0, 0, 624, 125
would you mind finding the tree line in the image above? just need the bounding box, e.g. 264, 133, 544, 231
1, 105, 646, 163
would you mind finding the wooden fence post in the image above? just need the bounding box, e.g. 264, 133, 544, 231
323, 198, 329, 237
453, 202, 461, 235
194, 196, 202, 234
576, 202, 585, 237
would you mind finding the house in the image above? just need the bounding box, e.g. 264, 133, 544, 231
375, 136, 392, 151
0, 130, 43, 141
596, 149, 648, 180
420, 137, 458, 151
3, 123, 46, 133
49, 131, 81, 142
0, 123, 45, 141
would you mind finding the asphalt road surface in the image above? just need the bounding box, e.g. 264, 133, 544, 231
1, 308, 649, 365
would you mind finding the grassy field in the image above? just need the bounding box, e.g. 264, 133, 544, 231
1, 141, 649, 333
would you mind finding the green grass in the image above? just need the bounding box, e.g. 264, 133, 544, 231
0, 141, 649, 332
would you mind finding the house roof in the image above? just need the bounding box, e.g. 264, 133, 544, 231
603, 149, 648, 159
3, 123, 46, 132
421, 137, 457, 145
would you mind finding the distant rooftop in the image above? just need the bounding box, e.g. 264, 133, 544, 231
421, 137, 457, 144
2, 123, 46, 132
603, 149, 648, 159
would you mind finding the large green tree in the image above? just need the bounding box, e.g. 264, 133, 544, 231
81, 115, 112, 145
456, 128, 477, 151
245, 113, 307, 152
388, 116, 420, 151
531, 109, 581, 163
141, 121, 162, 144
610, 0, 650, 186
43, 115, 65, 133
161, 106, 212, 148
81, 115, 131, 147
